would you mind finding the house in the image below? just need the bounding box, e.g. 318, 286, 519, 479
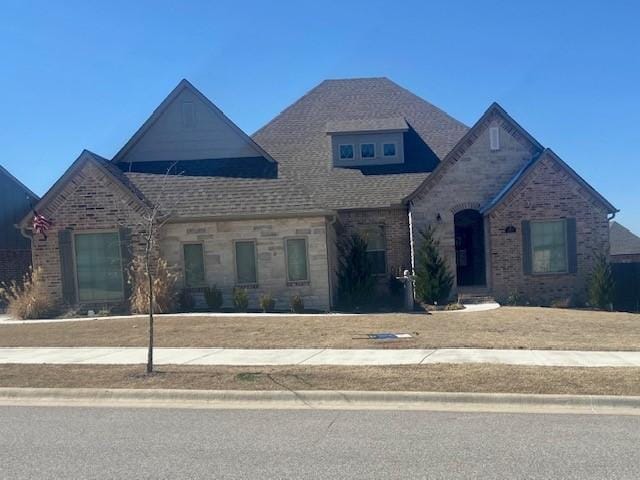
0, 164, 38, 288
19, 78, 618, 311
610, 221, 640, 264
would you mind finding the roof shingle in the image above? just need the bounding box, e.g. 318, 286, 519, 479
252, 77, 469, 210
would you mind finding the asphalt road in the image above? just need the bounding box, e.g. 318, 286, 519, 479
1, 406, 639, 479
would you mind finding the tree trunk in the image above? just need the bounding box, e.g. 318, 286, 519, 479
146, 232, 154, 374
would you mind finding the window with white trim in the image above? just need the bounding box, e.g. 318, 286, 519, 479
531, 220, 568, 273
339, 144, 354, 160
360, 143, 375, 159
382, 143, 397, 157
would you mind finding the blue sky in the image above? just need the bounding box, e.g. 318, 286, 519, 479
1, 0, 639, 232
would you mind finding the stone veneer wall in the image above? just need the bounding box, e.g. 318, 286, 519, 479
488, 155, 610, 304
409, 116, 538, 290
160, 216, 331, 311
337, 208, 412, 278
31, 161, 152, 306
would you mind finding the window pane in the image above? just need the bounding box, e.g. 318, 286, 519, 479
339, 144, 354, 159
75, 232, 123, 302
183, 244, 205, 287
531, 220, 567, 273
287, 238, 309, 282
360, 143, 375, 158
383, 143, 396, 156
362, 227, 386, 274
235, 241, 257, 284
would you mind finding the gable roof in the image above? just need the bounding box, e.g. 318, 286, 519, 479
19, 150, 151, 229
252, 77, 469, 210
480, 148, 618, 215
610, 221, 640, 256
0, 164, 39, 201
112, 79, 277, 164
405, 102, 543, 202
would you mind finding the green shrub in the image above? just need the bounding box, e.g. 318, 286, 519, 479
204, 285, 223, 311
0, 267, 56, 319
259, 293, 276, 313
337, 233, 375, 310
233, 288, 249, 312
588, 251, 615, 310
290, 294, 305, 313
414, 226, 453, 305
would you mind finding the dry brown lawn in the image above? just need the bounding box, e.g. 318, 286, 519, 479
1, 363, 640, 396
0, 306, 638, 350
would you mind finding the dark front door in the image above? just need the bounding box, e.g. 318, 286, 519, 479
454, 209, 486, 286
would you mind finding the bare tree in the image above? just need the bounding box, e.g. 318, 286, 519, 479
120, 163, 178, 374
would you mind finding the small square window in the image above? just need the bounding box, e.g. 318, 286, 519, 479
383, 143, 396, 157
339, 144, 354, 160
360, 143, 375, 158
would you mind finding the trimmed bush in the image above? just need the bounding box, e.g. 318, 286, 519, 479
233, 288, 249, 312
337, 233, 375, 310
178, 289, 195, 312
290, 294, 305, 313
204, 285, 223, 311
129, 256, 178, 314
0, 267, 56, 319
259, 293, 276, 313
414, 226, 453, 305
588, 251, 615, 310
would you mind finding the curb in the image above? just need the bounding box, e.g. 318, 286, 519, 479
1, 388, 640, 414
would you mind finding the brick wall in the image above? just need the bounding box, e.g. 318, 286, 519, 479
410, 116, 537, 290
31, 161, 152, 307
0, 249, 31, 285
336, 208, 412, 279
488, 154, 610, 304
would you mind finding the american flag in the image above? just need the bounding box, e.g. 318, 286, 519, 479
32, 211, 52, 240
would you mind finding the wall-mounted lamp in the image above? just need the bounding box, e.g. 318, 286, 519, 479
436, 213, 442, 223
505, 225, 516, 234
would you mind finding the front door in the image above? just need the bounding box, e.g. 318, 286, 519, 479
454, 209, 486, 286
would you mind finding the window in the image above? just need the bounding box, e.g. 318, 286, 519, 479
360, 143, 375, 159
74, 232, 123, 302
339, 144, 354, 160
489, 127, 500, 151
285, 238, 309, 282
531, 220, 568, 273
362, 226, 386, 274
235, 241, 257, 284
183, 244, 205, 287
383, 143, 397, 157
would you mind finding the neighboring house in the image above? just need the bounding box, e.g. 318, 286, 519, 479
609, 222, 640, 312
610, 221, 640, 263
0, 165, 38, 288
20, 78, 618, 311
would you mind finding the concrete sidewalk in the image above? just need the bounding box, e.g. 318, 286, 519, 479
2, 347, 640, 367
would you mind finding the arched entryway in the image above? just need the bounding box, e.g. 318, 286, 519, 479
454, 209, 486, 286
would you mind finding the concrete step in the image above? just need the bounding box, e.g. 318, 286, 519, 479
457, 294, 496, 305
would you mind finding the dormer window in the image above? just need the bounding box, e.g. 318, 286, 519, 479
326, 117, 408, 167
339, 144, 354, 160
383, 143, 397, 157
360, 143, 375, 159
